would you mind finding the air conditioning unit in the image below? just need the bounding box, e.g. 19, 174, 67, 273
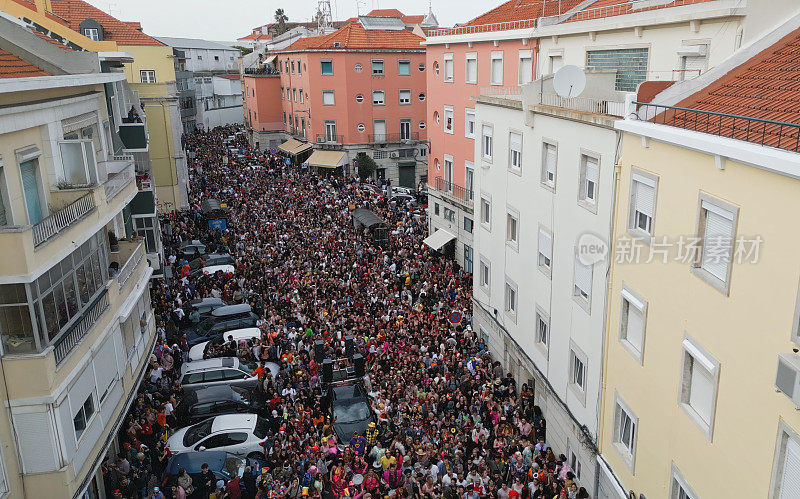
776, 353, 800, 406
389, 152, 399, 159
316, 137, 326, 143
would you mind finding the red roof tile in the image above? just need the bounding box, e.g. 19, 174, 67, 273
238, 32, 272, 41
662, 27, 800, 150
282, 21, 424, 51
216, 73, 240, 80
564, 0, 716, 23
0, 49, 50, 78
49, 0, 164, 46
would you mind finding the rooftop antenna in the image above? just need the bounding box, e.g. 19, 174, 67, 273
317, 0, 332, 34
553, 65, 586, 98
355, 0, 366, 16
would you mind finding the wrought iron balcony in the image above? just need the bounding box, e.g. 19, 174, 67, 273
32, 192, 96, 247
368, 132, 420, 143
434, 176, 473, 204
53, 289, 109, 365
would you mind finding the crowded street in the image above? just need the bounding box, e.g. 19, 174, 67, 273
102, 125, 590, 499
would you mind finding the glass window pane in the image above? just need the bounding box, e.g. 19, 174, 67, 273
42, 292, 59, 342
76, 266, 89, 305
63, 275, 78, 317
84, 261, 97, 297
59, 142, 88, 185
54, 282, 68, 328
91, 253, 104, 287
0, 305, 36, 353
0, 284, 26, 305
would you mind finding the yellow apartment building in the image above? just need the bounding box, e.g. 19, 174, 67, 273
0, 16, 156, 497
600, 15, 800, 499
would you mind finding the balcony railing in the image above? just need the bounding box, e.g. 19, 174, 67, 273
119, 123, 148, 150
369, 132, 420, 143
316, 134, 344, 144
104, 162, 135, 202
427, 18, 537, 37
117, 242, 145, 290
480, 86, 523, 101
634, 101, 800, 152
53, 289, 109, 365
435, 176, 473, 204
32, 192, 96, 247
539, 92, 627, 117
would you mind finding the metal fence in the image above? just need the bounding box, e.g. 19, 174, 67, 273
33, 192, 96, 247
53, 290, 109, 365
316, 134, 344, 144
435, 176, 473, 204
118, 242, 145, 291
104, 163, 135, 202
635, 102, 800, 152
368, 132, 420, 143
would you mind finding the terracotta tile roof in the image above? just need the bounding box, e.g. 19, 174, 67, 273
31, 29, 75, 51
282, 21, 424, 51
564, 0, 717, 23
216, 73, 240, 80
0, 48, 50, 78
460, 0, 583, 28
238, 32, 272, 41
660, 27, 800, 151
364, 9, 425, 24
49, 0, 165, 46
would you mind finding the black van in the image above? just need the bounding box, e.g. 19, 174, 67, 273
184, 305, 257, 346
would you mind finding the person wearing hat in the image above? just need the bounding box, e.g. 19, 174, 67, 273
365, 421, 378, 448
149, 486, 165, 499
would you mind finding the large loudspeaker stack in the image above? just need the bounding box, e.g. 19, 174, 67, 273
322, 359, 334, 384
314, 340, 325, 364
345, 335, 354, 358
353, 353, 365, 378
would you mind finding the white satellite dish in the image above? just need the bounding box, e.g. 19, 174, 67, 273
553, 65, 586, 98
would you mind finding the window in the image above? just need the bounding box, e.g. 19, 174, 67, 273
418, 63, 426, 71
354, 63, 363, 72
324, 121, 337, 142
463, 245, 474, 274
280, 86, 284, 100
419, 121, 426, 129
587, 48, 649, 92
83, 28, 99, 41
549, 53, 564, 73
569, 345, 587, 401
214, 55, 219, 61
573, 256, 592, 310
297, 59, 302, 74
680, 336, 720, 438
613, 394, 637, 471
536, 308, 549, 350
506, 210, 519, 246
282, 111, 286, 124
197, 55, 203, 60
504, 279, 517, 317
418, 92, 426, 101
670, 465, 698, 499
73, 394, 95, 441
443, 53, 454, 82
322, 90, 335, 106
443, 155, 454, 189
374, 150, 387, 160
443, 106, 454, 134
465, 164, 474, 201
479, 257, 490, 289
679, 44, 708, 80
434, 202, 440, 216
482, 125, 493, 160
372, 90, 385, 106
400, 119, 411, 140
538, 227, 553, 276
291, 61, 295, 73
490, 51, 504, 85
619, 286, 647, 363
569, 447, 583, 481
399, 89, 411, 105
133, 216, 158, 253
464, 217, 473, 234
541, 142, 557, 190
356, 94, 364, 103
433, 61, 439, 74
371, 59, 384, 75
771, 424, 800, 499
372, 120, 386, 141
465, 53, 477, 83
59, 140, 97, 186
578, 154, 599, 211
299, 88, 304, 103
480, 196, 491, 229
293, 88, 297, 102
357, 123, 366, 132
398, 60, 411, 76
321, 60, 333, 75
443, 207, 455, 222
139, 70, 156, 83
693, 196, 737, 293
519, 50, 533, 84
509, 131, 522, 171
465, 109, 476, 139
628, 170, 658, 241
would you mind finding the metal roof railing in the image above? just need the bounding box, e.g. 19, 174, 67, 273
635, 101, 800, 152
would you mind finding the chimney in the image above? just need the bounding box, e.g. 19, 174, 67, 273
34, 0, 53, 12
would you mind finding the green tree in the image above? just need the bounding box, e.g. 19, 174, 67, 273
355, 152, 377, 182
233, 45, 252, 56
274, 9, 289, 35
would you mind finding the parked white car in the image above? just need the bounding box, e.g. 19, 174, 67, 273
202, 264, 235, 275
187, 327, 263, 362
167, 414, 269, 459
178, 357, 258, 387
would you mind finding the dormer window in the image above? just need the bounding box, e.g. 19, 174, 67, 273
79, 18, 104, 41
333, 42, 341, 48
83, 28, 99, 41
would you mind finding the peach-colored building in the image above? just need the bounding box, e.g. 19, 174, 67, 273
245, 12, 430, 186
243, 73, 283, 146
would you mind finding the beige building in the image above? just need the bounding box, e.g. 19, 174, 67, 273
600, 13, 800, 499
0, 16, 156, 498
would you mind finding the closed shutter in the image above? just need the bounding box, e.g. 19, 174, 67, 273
20, 160, 42, 224
510, 132, 522, 153
519, 55, 532, 84
585, 157, 599, 183
701, 201, 734, 281
574, 257, 592, 295
62, 112, 97, 134
491, 57, 503, 84
779, 437, 800, 499
94, 335, 120, 401
13, 410, 59, 473
539, 229, 552, 259
466, 58, 477, 82
625, 302, 644, 352
633, 178, 655, 218
688, 357, 715, 424
0, 158, 6, 226
545, 144, 556, 177
322, 91, 334, 105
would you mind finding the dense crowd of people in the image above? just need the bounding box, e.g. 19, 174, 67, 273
102, 125, 591, 499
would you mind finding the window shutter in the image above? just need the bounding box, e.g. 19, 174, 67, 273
13, 410, 59, 473
585, 157, 599, 182
779, 438, 800, 499
574, 257, 592, 294
510, 132, 522, 151
491, 58, 503, 83
62, 112, 97, 134
483, 125, 493, 138
545, 144, 556, 176
323, 92, 334, 105
633, 178, 655, 217
94, 335, 120, 399
701, 201, 734, 280
467, 59, 477, 82
624, 302, 644, 352
688, 357, 715, 424
519, 57, 532, 84
539, 229, 552, 259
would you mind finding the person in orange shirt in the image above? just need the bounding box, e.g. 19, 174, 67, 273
252, 361, 267, 379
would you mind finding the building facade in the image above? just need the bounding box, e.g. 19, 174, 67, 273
0, 15, 156, 498
601, 13, 800, 499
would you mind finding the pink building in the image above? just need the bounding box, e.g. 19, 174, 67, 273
248, 12, 431, 186
243, 73, 283, 148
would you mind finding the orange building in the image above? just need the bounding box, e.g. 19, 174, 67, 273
245, 12, 429, 186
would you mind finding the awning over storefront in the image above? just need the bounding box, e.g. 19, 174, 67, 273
264, 55, 277, 65
422, 229, 456, 250
306, 150, 347, 168
278, 139, 312, 155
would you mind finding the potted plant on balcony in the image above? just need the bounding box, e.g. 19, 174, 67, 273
108, 230, 120, 253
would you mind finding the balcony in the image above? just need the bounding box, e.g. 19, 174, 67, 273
103, 162, 135, 202
52, 289, 109, 365
368, 132, 420, 143
434, 176, 473, 206
119, 122, 148, 151
110, 240, 145, 291
316, 134, 344, 144
538, 92, 626, 117
32, 192, 96, 247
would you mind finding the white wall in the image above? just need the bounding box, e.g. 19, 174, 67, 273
212, 77, 242, 97
183, 47, 240, 73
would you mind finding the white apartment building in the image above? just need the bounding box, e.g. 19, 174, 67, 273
194, 74, 244, 129
155, 37, 241, 74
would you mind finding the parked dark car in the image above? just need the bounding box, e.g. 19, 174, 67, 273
182, 297, 227, 321
184, 306, 258, 347
325, 382, 376, 444
178, 240, 207, 259
174, 384, 266, 426
161, 451, 265, 498
188, 254, 236, 276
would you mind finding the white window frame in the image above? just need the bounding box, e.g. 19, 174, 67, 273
399, 89, 411, 105
83, 28, 99, 41
443, 53, 454, 82
506, 208, 519, 251
509, 130, 522, 173
372, 90, 386, 106
572, 254, 593, 312
578, 152, 600, 213
568, 340, 587, 405
59, 139, 98, 186
479, 256, 491, 291
465, 109, 476, 139
679, 334, 720, 440
518, 49, 533, 85
792, 280, 800, 347
670, 464, 699, 499
538, 225, 553, 278
480, 194, 491, 231
769, 420, 800, 499
535, 306, 550, 355
504, 278, 518, 321
299, 88, 304, 103
465, 162, 474, 202
481, 124, 493, 162
139, 70, 156, 83
692, 194, 738, 295
322, 90, 335, 106
613, 392, 638, 473
465, 52, 478, 84
628, 169, 658, 243
321, 59, 333, 75
541, 140, 557, 191
443, 106, 454, 134
398, 59, 411, 76
490, 51, 504, 86
371, 59, 385, 75
619, 285, 647, 364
